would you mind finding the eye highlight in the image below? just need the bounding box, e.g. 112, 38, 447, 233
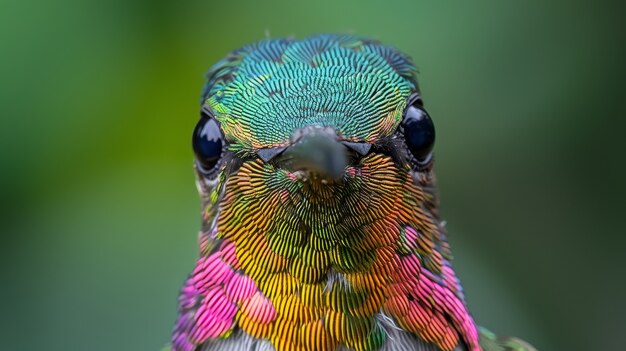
192, 111, 224, 173
402, 99, 435, 164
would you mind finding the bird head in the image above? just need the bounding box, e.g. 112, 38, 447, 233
192, 37, 439, 254
176, 35, 481, 351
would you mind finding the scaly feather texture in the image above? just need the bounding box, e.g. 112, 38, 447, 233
170, 34, 536, 351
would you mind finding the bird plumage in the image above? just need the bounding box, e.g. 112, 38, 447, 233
170, 34, 535, 351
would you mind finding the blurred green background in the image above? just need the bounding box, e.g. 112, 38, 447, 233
1, 1, 624, 350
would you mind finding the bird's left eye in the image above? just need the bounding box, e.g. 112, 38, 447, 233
192, 111, 224, 173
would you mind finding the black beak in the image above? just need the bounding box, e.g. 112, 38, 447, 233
257, 127, 348, 182
283, 127, 347, 181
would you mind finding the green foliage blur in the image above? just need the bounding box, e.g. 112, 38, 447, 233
1, 1, 624, 350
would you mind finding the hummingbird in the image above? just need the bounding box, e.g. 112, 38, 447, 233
170, 34, 535, 351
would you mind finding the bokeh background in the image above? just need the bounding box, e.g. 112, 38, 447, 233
1, 1, 624, 350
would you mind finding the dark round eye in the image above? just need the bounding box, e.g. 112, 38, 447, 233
403, 100, 435, 163
192, 112, 223, 172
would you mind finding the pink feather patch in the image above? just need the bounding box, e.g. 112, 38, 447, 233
240, 291, 276, 324
191, 286, 237, 340
225, 272, 257, 303
192, 253, 235, 294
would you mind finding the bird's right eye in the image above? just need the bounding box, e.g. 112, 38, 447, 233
402, 98, 435, 165
192, 111, 224, 173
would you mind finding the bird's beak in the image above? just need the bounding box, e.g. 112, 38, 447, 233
270, 127, 348, 182
283, 127, 347, 182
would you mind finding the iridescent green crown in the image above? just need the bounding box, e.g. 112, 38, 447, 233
202, 35, 418, 151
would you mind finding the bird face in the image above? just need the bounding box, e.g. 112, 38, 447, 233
194, 37, 436, 192
192, 37, 440, 265
174, 36, 482, 351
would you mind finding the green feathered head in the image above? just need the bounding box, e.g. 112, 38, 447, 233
202, 35, 419, 152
